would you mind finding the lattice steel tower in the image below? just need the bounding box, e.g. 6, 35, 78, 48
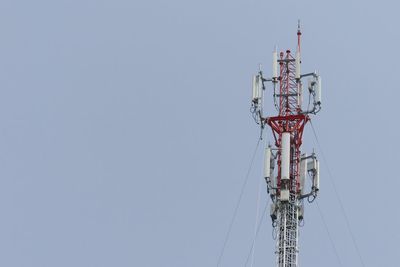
250, 23, 322, 267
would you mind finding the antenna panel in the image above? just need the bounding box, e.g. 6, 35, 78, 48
281, 132, 291, 181
313, 160, 320, 190
315, 76, 322, 104
272, 51, 278, 79
264, 147, 271, 178
300, 154, 307, 195
252, 75, 261, 102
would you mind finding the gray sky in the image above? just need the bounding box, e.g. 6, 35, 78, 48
0, 0, 398, 266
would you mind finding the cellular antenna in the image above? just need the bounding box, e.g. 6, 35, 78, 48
250, 23, 322, 267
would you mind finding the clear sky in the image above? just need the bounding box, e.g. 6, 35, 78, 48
0, 0, 398, 266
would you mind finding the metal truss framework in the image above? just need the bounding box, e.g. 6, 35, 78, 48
265, 34, 309, 267
250, 23, 321, 267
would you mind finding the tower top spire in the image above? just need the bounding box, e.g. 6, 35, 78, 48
297, 20, 302, 53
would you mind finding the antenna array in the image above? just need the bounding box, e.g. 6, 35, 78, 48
250, 24, 322, 267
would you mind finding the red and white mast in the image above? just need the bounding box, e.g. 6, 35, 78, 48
251, 23, 322, 267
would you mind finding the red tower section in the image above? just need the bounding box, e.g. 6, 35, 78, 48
265, 27, 309, 199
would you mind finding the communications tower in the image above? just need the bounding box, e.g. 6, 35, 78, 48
250, 23, 322, 267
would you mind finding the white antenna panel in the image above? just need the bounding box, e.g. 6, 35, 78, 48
252, 75, 260, 101
264, 147, 271, 178
300, 154, 307, 195
316, 76, 321, 104
272, 50, 278, 79
313, 160, 320, 190
252, 75, 257, 101
280, 132, 291, 181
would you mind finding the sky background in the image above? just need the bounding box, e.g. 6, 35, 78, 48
0, 0, 398, 266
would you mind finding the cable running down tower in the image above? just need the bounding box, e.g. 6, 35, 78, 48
250, 23, 322, 267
